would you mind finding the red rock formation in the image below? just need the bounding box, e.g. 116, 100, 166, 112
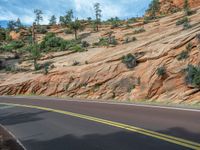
159, 0, 200, 14
1, 5, 200, 104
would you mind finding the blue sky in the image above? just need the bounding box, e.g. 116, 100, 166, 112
0, 0, 151, 25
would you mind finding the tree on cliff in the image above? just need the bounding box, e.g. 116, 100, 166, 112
30, 44, 41, 70
49, 15, 57, 25
69, 18, 84, 40
34, 9, 43, 25
147, 0, 160, 19
183, 0, 191, 15
7, 21, 16, 31
59, 10, 74, 26
94, 3, 102, 31
15, 18, 23, 29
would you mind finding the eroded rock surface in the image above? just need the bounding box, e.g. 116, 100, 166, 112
0, 6, 200, 104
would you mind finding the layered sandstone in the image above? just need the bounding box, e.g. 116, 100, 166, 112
0, 5, 200, 104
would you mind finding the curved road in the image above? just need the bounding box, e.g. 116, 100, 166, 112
0, 96, 200, 150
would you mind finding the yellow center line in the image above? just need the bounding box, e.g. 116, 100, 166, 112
1, 102, 200, 150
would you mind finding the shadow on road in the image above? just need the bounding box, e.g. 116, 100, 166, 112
159, 127, 200, 143
22, 130, 190, 150
0, 111, 47, 125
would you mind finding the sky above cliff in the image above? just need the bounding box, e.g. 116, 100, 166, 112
0, 0, 151, 25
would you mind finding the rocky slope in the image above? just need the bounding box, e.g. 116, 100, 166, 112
159, 0, 200, 14
0, 6, 200, 104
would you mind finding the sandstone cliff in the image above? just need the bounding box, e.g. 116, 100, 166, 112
0, 5, 200, 104
159, 0, 200, 14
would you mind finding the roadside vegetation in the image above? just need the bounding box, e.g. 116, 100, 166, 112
185, 65, 200, 88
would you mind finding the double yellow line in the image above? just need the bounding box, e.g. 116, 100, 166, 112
1, 102, 200, 149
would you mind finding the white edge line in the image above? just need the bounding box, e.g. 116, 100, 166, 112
0, 124, 27, 150
0, 96, 200, 112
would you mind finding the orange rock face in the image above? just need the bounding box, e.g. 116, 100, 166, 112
9, 31, 21, 40
159, 0, 200, 14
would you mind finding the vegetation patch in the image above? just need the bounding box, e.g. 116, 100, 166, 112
122, 53, 137, 69
176, 17, 189, 26
1, 40, 24, 52
133, 28, 146, 34
156, 66, 166, 77
123, 37, 137, 44
185, 65, 200, 88
177, 51, 189, 61
36, 26, 48, 34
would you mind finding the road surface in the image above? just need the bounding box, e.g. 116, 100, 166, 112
0, 96, 200, 150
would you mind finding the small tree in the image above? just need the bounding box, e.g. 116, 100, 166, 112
7, 20, 16, 31
59, 10, 74, 26
49, 15, 57, 25
65, 10, 74, 24
184, 0, 190, 15
94, 3, 102, 31
15, 18, 23, 29
69, 19, 84, 40
147, 0, 160, 19
122, 54, 137, 69
34, 9, 43, 25
30, 44, 41, 70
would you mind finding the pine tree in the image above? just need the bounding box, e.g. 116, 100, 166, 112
59, 10, 74, 26
49, 15, 57, 25
30, 44, 41, 70
147, 0, 160, 19
7, 20, 16, 31
69, 18, 84, 40
94, 3, 102, 31
34, 9, 43, 25
15, 18, 22, 28
184, 0, 191, 15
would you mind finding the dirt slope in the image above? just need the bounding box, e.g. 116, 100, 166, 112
0, 6, 200, 104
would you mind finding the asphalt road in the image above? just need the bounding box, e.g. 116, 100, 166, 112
0, 96, 200, 150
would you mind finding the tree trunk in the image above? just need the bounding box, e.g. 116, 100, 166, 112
75, 30, 78, 40
32, 22, 36, 44
34, 59, 37, 71
96, 24, 99, 32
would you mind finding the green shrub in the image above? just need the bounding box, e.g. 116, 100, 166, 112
170, 7, 181, 14
0, 29, 6, 41
183, 22, 192, 30
156, 66, 166, 77
133, 28, 146, 34
2, 40, 24, 52
44, 64, 49, 75
39, 33, 85, 52
186, 43, 193, 51
196, 34, 200, 42
143, 17, 151, 24
69, 45, 85, 52
127, 17, 137, 24
185, 65, 200, 88
122, 53, 137, 69
109, 36, 118, 45
36, 26, 48, 34
64, 29, 73, 34
72, 60, 80, 66
40, 33, 67, 51
93, 38, 109, 47
185, 10, 197, 16
23, 35, 33, 44
124, 37, 137, 44
176, 17, 189, 26
81, 41, 90, 48
177, 51, 189, 61
5, 65, 16, 72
